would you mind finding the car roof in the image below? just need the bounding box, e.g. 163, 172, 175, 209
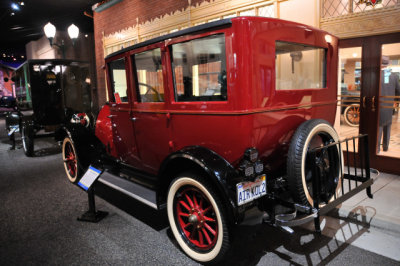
105, 18, 232, 60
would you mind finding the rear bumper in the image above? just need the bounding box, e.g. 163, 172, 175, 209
266, 135, 376, 232
274, 173, 376, 228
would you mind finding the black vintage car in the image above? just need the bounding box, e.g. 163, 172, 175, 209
6, 59, 93, 156
0, 95, 17, 110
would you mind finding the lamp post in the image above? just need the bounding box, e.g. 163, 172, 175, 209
43, 22, 79, 59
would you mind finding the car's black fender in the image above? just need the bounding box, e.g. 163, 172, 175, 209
5, 111, 20, 131
58, 125, 106, 170
158, 146, 242, 224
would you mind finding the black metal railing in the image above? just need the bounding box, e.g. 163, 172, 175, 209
308, 134, 374, 232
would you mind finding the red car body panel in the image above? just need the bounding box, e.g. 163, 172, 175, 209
95, 103, 118, 158
95, 17, 338, 175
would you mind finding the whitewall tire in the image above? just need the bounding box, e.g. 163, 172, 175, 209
167, 173, 230, 263
62, 137, 81, 183
287, 119, 343, 207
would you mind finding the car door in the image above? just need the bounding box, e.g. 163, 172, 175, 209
106, 56, 140, 166
130, 44, 171, 175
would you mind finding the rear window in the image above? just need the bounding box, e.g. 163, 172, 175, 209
171, 34, 227, 102
275, 41, 326, 90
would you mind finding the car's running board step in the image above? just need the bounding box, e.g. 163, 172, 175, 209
98, 171, 158, 210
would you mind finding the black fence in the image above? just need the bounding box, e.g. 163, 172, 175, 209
308, 134, 374, 232
274, 134, 375, 232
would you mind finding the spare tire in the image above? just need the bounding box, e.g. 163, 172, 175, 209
287, 119, 342, 207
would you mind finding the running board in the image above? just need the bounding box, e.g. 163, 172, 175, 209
98, 171, 158, 210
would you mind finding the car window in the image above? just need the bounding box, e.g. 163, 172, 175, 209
171, 34, 227, 102
133, 48, 164, 103
275, 41, 326, 90
63, 62, 92, 113
108, 58, 128, 103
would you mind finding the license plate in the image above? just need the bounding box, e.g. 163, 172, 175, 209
236, 175, 267, 206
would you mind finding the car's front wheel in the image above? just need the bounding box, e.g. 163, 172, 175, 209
62, 137, 82, 183
21, 124, 34, 157
167, 173, 230, 264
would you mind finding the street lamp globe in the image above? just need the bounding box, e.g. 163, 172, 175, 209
44, 22, 56, 39
68, 24, 79, 40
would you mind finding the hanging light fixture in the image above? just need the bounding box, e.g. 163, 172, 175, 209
44, 22, 56, 46
43, 22, 80, 59
68, 24, 79, 42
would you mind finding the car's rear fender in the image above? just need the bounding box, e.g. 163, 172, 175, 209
158, 146, 242, 224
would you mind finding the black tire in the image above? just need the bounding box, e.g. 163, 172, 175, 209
343, 104, 360, 127
287, 119, 342, 207
167, 173, 230, 264
21, 124, 34, 157
62, 137, 82, 183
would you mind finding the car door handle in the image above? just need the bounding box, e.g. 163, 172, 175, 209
107, 115, 116, 118
130, 117, 137, 121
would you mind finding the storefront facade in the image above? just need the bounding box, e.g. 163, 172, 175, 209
321, 0, 400, 173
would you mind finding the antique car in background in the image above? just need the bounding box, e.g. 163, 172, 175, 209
61, 17, 374, 263
0, 96, 17, 122
340, 84, 361, 127
6, 59, 93, 156
0, 95, 17, 113
1, 95, 18, 141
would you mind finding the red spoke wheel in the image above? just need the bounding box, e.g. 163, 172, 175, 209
62, 137, 81, 183
167, 173, 230, 263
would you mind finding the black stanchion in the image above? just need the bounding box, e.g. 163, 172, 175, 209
10, 132, 16, 150
77, 186, 108, 223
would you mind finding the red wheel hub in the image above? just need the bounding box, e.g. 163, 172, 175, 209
175, 187, 218, 250
64, 142, 77, 177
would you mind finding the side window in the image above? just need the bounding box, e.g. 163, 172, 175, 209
108, 58, 128, 103
133, 48, 164, 103
275, 41, 326, 90
171, 34, 227, 102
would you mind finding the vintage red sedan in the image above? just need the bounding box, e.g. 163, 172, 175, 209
61, 17, 373, 263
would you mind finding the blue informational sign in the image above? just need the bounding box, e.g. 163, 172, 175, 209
7, 125, 19, 136
78, 166, 102, 191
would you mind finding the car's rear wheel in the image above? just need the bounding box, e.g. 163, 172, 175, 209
287, 119, 342, 207
167, 173, 230, 264
21, 124, 34, 157
62, 137, 81, 183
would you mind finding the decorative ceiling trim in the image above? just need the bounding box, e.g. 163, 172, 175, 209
320, 4, 400, 39
102, 0, 285, 54
93, 0, 123, 13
